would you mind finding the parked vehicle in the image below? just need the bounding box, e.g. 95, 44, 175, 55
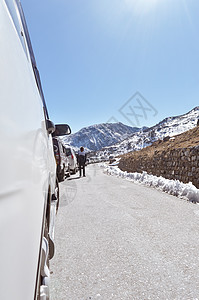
53, 137, 70, 181
64, 147, 78, 174
0, 1, 71, 299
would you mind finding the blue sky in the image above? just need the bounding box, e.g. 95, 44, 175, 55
21, 0, 199, 133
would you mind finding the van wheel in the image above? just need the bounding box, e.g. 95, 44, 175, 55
39, 221, 50, 299
35, 219, 50, 300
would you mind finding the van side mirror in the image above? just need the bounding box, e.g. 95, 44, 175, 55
46, 119, 56, 134
53, 124, 71, 136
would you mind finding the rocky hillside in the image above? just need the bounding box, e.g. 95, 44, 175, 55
118, 125, 199, 188
62, 122, 139, 151
95, 106, 199, 159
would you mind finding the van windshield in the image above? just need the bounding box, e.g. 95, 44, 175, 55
65, 148, 72, 156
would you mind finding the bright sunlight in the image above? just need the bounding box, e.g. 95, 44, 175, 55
124, 0, 161, 15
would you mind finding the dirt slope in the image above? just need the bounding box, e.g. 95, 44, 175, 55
120, 126, 199, 161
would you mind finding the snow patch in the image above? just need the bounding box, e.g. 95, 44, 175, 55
101, 164, 199, 203
96, 107, 199, 158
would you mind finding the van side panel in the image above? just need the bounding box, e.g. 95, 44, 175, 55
0, 2, 56, 299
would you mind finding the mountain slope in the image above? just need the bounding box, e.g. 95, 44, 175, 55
62, 122, 139, 151
118, 125, 199, 188
95, 107, 199, 158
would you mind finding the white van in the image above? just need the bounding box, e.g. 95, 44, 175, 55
0, 1, 70, 299
64, 146, 78, 174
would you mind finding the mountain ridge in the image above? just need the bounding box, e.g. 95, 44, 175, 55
62, 122, 140, 151
62, 107, 199, 159
92, 106, 199, 159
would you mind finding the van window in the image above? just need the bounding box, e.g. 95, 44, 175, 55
65, 148, 72, 156
5, 0, 50, 121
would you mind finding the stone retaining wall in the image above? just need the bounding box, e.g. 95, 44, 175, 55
119, 146, 199, 189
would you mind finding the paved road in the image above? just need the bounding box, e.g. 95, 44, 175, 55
50, 164, 199, 300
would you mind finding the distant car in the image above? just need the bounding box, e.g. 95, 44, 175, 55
53, 137, 70, 181
65, 147, 78, 174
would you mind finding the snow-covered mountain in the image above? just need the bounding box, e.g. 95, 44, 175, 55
62, 122, 139, 151
94, 106, 199, 159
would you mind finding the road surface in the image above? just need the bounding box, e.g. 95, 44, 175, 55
50, 164, 199, 300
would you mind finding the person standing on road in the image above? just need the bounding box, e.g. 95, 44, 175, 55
77, 146, 87, 177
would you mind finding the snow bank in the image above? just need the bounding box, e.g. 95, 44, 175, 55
101, 164, 199, 203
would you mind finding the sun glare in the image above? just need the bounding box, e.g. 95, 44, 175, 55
124, 0, 160, 15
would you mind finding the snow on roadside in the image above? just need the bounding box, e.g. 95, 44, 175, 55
101, 163, 199, 203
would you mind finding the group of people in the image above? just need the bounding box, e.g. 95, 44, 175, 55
77, 146, 87, 177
